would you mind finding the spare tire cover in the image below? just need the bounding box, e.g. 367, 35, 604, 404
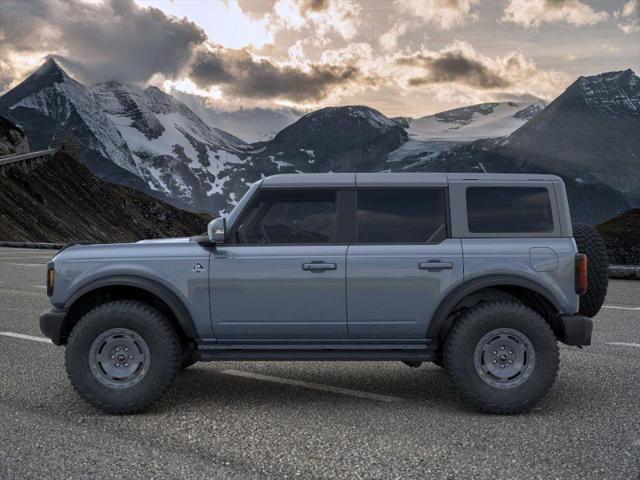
572, 223, 609, 318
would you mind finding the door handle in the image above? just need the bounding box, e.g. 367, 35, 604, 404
302, 262, 337, 272
419, 261, 453, 271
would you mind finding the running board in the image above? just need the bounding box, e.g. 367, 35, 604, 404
195, 340, 437, 362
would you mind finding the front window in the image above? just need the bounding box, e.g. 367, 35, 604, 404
235, 190, 337, 244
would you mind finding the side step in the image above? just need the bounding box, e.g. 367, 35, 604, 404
195, 340, 437, 362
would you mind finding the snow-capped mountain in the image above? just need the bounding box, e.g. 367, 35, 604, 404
404, 69, 640, 223
0, 59, 137, 175
405, 101, 546, 142
0, 59, 255, 214
246, 106, 408, 173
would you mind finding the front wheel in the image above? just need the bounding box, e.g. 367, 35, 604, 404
443, 301, 559, 414
65, 300, 182, 414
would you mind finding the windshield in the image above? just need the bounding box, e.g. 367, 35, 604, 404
225, 180, 263, 230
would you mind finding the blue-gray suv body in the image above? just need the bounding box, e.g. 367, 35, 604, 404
40, 172, 607, 414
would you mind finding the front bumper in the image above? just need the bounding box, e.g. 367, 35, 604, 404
39, 307, 68, 345
557, 314, 593, 346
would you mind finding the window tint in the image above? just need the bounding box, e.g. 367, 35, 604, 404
466, 187, 554, 233
236, 190, 336, 244
356, 189, 447, 243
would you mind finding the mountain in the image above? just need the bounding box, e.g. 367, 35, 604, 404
247, 106, 408, 173
398, 70, 640, 224
1, 60, 637, 224
404, 101, 546, 142
501, 69, 640, 204
0, 59, 254, 215
91, 81, 250, 214
0, 149, 208, 243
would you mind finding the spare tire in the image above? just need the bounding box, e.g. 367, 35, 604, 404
572, 223, 609, 318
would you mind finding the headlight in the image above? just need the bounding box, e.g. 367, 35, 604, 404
47, 262, 54, 297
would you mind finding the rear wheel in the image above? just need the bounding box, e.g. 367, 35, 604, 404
444, 301, 559, 414
65, 300, 181, 414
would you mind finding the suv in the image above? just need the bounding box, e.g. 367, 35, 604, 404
39, 173, 608, 414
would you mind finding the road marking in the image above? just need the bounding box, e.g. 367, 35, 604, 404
32, 285, 47, 289
221, 369, 401, 402
7, 263, 46, 267
0, 332, 51, 343
606, 342, 640, 349
603, 305, 640, 311
0, 257, 52, 261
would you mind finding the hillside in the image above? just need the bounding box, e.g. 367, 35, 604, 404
0, 150, 208, 243
597, 209, 640, 265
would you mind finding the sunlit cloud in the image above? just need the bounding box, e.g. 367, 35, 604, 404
615, 0, 639, 34
394, 40, 569, 103
502, 0, 609, 28
395, 0, 479, 30
136, 0, 274, 49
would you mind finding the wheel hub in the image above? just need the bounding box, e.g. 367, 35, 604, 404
473, 328, 535, 389
89, 328, 150, 389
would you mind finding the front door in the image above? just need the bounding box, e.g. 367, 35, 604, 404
346, 188, 464, 339
211, 189, 348, 339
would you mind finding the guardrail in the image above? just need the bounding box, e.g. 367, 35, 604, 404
0, 149, 57, 172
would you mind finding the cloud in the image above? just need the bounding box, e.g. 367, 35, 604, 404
189, 46, 362, 102
502, 0, 609, 28
379, 22, 410, 51
395, 0, 479, 30
615, 0, 639, 34
272, 0, 361, 41
394, 41, 568, 102
0, 0, 205, 86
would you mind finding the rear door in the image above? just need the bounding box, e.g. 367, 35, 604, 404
211, 189, 349, 339
346, 187, 463, 339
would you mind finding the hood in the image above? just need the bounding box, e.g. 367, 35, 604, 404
136, 237, 191, 244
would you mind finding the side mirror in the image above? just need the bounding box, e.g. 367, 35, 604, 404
207, 217, 226, 244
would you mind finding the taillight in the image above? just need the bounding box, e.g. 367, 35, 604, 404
575, 254, 587, 295
46, 262, 54, 297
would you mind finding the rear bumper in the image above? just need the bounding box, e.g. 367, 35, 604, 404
557, 314, 593, 346
39, 307, 68, 346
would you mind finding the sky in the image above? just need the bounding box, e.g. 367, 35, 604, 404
0, 0, 638, 117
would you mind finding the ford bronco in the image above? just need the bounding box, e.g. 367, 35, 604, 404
39, 173, 608, 414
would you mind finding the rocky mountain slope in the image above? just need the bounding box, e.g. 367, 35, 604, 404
597, 209, 640, 265
0, 149, 208, 243
0, 116, 29, 156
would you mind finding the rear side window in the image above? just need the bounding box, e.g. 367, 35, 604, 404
235, 190, 336, 244
356, 189, 447, 243
466, 187, 554, 233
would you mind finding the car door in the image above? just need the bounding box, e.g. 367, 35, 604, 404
211, 189, 348, 339
346, 187, 464, 339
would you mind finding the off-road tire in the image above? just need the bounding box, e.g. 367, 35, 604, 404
65, 300, 181, 414
572, 223, 609, 318
444, 301, 559, 414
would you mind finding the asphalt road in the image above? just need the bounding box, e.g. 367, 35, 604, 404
1, 247, 639, 479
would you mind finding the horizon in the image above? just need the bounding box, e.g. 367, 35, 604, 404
1, 0, 638, 117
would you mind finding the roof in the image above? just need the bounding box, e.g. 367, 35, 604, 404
260, 172, 561, 188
